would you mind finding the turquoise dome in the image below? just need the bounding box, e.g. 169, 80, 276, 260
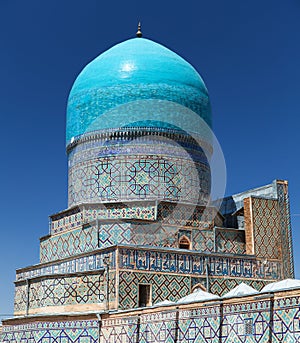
66, 38, 212, 145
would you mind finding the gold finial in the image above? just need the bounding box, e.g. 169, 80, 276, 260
136, 22, 142, 38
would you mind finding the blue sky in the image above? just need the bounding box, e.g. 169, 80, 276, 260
0, 0, 299, 318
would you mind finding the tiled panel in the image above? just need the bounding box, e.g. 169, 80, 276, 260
14, 284, 27, 313
251, 197, 282, 259
140, 311, 177, 343
157, 203, 217, 228
193, 229, 214, 252
119, 248, 281, 280
84, 202, 157, 222
1, 320, 98, 343
179, 306, 220, 342
101, 316, 139, 343
209, 278, 267, 296
215, 229, 245, 254
99, 223, 131, 248
40, 225, 98, 263
6, 291, 300, 343
273, 296, 300, 341
50, 202, 157, 235
222, 300, 271, 342
130, 223, 178, 247
15, 273, 107, 313
118, 271, 190, 309
276, 181, 294, 278
68, 154, 210, 207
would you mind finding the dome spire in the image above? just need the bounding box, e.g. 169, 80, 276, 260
136, 22, 142, 37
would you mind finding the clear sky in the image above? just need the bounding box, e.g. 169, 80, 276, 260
0, 0, 299, 319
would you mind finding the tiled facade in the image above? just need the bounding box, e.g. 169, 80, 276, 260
11, 243, 283, 316
4, 180, 294, 327
40, 202, 230, 264
40, 225, 99, 263
277, 181, 294, 278
100, 289, 300, 342
118, 271, 190, 309
3, 288, 300, 343
67, 132, 211, 207
1, 35, 296, 342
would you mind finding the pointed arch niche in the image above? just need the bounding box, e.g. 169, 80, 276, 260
178, 235, 191, 250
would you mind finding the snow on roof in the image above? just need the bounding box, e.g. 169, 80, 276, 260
154, 279, 300, 308
261, 279, 300, 292
177, 289, 219, 304
153, 300, 175, 306
222, 282, 259, 298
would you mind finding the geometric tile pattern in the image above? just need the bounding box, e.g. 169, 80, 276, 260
14, 284, 27, 313
97, 293, 300, 343
101, 316, 139, 342
130, 223, 178, 248
46, 202, 231, 259
273, 296, 300, 342
276, 181, 294, 278
178, 306, 220, 342
40, 225, 98, 263
7, 288, 300, 342
140, 311, 177, 343
68, 154, 210, 207
43, 203, 245, 265
222, 300, 271, 342
193, 229, 215, 252
208, 277, 268, 296
15, 273, 106, 313
99, 222, 179, 248
215, 229, 246, 254
1, 320, 98, 343
99, 223, 131, 248
118, 271, 190, 309
251, 197, 282, 259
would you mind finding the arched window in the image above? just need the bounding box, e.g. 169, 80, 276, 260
179, 235, 191, 250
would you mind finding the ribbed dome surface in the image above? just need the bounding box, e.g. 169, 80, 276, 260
66, 38, 211, 144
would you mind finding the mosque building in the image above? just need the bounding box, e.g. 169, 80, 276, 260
1, 27, 299, 342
